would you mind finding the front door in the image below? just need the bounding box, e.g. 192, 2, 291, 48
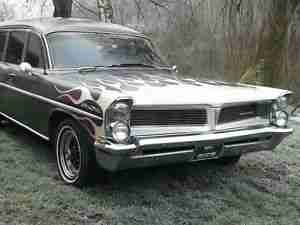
0, 30, 9, 115
0, 29, 51, 137
0, 30, 28, 120
11, 31, 52, 134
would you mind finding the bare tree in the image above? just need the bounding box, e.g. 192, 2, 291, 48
0, 1, 15, 21
53, 0, 113, 21
96, 0, 114, 22
53, 0, 173, 22
52, 0, 73, 17
224, 0, 300, 87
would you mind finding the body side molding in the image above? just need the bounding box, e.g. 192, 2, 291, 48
0, 112, 50, 141
0, 81, 103, 121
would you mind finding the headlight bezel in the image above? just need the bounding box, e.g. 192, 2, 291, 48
270, 97, 289, 128
105, 98, 133, 144
277, 95, 289, 110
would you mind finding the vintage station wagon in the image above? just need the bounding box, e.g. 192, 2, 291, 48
0, 18, 293, 186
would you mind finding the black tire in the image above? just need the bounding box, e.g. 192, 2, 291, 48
54, 118, 96, 187
215, 155, 241, 165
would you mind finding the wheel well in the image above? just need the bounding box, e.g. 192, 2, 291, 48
49, 111, 74, 144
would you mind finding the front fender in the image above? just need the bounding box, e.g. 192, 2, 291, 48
48, 108, 103, 142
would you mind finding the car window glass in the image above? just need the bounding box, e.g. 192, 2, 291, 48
6, 31, 27, 64
25, 33, 44, 68
47, 32, 168, 68
0, 31, 7, 61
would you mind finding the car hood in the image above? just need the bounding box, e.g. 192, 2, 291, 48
50, 68, 291, 107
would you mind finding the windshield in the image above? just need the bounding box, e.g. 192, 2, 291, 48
47, 32, 168, 69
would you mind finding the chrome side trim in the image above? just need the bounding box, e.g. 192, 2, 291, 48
41, 33, 53, 69
0, 112, 50, 141
0, 82, 103, 121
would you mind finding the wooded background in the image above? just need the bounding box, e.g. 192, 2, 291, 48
1, 0, 300, 101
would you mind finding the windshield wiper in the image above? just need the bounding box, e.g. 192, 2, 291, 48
78, 64, 171, 73
106, 63, 158, 68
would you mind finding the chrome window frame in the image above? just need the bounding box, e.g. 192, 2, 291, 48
3, 29, 29, 65
0, 25, 50, 71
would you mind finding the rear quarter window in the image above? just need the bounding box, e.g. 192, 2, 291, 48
0, 31, 7, 61
5, 31, 27, 65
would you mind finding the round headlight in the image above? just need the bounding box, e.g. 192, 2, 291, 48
275, 111, 289, 127
277, 96, 288, 110
106, 100, 133, 144
110, 102, 130, 122
111, 122, 130, 143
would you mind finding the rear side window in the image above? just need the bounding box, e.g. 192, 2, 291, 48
25, 33, 44, 68
6, 31, 27, 64
0, 31, 7, 61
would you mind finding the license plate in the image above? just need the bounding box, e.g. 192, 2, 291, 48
195, 144, 222, 154
193, 144, 222, 160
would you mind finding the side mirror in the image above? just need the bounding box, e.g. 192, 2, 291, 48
20, 62, 33, 76
172, 65, 178, 73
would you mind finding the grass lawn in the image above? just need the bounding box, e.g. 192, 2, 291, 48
0, 122, 299, 225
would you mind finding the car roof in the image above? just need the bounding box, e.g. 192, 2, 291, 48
0, 17, 144, 36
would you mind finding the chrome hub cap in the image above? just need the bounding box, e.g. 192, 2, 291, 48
57, 126, 81, 182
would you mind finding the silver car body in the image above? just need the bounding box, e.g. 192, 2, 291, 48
0, 18, 293, 172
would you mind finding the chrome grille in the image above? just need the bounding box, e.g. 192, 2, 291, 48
218, 103, 271, 124
131, 109, 207, 126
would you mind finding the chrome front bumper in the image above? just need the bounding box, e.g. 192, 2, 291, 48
94, 126, 293, 171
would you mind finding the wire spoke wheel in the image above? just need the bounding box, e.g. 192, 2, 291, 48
57, 125, 82, 183
55, 119, 97, 187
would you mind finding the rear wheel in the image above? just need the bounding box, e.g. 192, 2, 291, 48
54, 119, 96, 187
216, 155, 241, 165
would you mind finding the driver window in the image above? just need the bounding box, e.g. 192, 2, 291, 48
25, 33, 44, 68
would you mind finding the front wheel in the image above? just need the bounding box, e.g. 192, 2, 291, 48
54, 119, 96, 187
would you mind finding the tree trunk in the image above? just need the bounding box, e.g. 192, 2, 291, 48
53, 0, 73, 18
237, 0, 300, 87
96, 0, 114, 22
254, 0, 289, 86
